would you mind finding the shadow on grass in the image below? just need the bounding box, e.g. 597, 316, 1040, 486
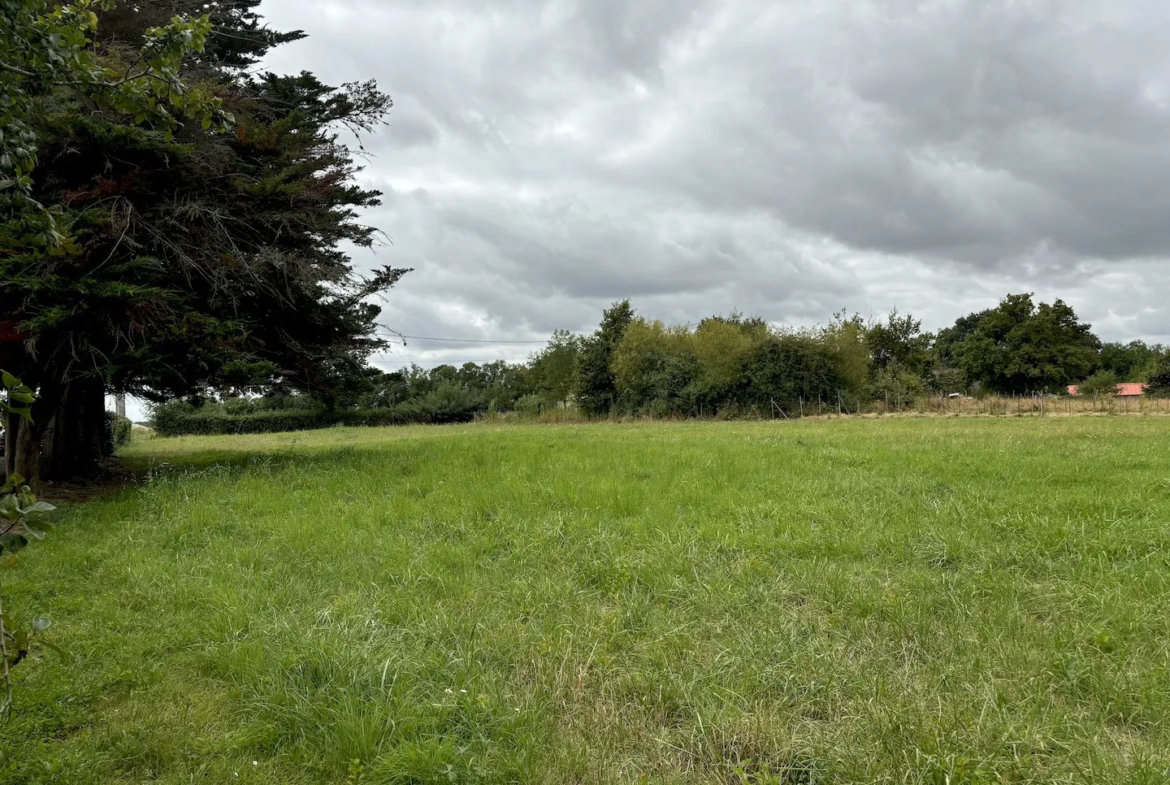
47, 444, 376, 507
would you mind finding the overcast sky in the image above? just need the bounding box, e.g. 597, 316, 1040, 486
249, 0, 1170, 374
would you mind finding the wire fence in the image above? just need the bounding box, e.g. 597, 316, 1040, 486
778, 393, 1170, 419
474, 393, 1170, 425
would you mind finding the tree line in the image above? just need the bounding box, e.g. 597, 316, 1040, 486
152, 293, 1170, 434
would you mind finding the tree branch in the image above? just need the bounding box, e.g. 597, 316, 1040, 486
0, 60, 36, 78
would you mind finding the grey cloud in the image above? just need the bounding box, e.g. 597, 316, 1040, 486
254, 0, 1170, 369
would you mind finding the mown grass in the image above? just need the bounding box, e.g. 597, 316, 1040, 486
2, 418, 1170, 784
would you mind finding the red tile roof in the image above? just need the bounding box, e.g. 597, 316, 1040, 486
1067, 383, 1147, 396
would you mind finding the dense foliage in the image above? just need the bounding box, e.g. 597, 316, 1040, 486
153, 292, 1167, 433
1148, 354, 1170, 398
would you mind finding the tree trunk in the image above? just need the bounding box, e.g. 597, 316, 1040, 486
41, 376, 108, 481
5, 375, 109, 486
5, 414, 41, 488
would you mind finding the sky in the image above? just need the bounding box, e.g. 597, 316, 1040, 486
123, 0, 1170, 416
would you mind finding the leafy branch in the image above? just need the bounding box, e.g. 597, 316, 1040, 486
0, 371, 58, 718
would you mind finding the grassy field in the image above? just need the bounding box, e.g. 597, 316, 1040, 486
2, 418, 1170, 784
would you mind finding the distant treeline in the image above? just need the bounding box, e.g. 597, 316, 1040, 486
151, 293, 1170, 434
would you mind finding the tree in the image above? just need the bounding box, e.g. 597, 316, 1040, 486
611, 318, 698, 415
1, 0, 221, 209
929, 308, 988, 391
1147, 354, 1170, 398
2, 1, 407, 482
745, 333, 840, 413
690, 315, 761, 407
947, 294, 1100, 394
1098, 341, 1162, 382
932, 309, 990, 368
96, 0, 306, 70
867, 310, 930, 377
2, 0, 222, 482
528, 330, 582, 406
576, 300, 634, 416
820, 312, 869, 394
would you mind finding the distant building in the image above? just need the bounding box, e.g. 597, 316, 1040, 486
1067, 383, 1147, 397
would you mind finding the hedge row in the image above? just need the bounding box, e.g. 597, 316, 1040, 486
151, 407, 477, 437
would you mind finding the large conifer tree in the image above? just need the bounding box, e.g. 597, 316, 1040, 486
1, 1, 408, 481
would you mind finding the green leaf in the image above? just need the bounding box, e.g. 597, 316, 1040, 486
0, 533, 28, 553
38, 640, 69, 659
6, 406, 32, 423
7, 473, 24, 486
24, 518, 54, 533
31, 617, 51, 633
1, 371, 16, 389
25, 502, 56, 514
24, 526, 46, 540
10, 392, 35, 404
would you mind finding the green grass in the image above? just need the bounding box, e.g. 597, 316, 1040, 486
3, 418, 1170, 783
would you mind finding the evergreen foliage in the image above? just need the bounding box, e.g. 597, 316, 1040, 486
1, 0, 407, 482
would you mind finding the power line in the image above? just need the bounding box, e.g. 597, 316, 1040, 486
400, 335, 547, 344
377, 322, 700, 347
376, 327, 548, 345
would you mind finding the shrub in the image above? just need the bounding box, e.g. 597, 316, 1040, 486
869, 361, 925, 404
149, 394, 490, 437
1076, 371, 1120, 398
108, 413, 133, 447
151, 408, 333, 437
149, 400, 198, 436
513, 394, 544, 417
746, 334, 841, 412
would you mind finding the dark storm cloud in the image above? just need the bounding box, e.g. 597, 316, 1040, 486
255, 0, 1170, 370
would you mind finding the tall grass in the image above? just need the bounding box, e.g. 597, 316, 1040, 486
2, 418, 1169, 783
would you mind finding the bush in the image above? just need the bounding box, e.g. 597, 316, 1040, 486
512, 394, 544, 417
101, 411, 134, 456
151, 407, 334, 437
148, 390, 490, 437
149, 400, 197, 435
746, 334, 841, 412
869, 361, 925, 404
109, 413, 133, 447
1076, 370, 1120, 398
